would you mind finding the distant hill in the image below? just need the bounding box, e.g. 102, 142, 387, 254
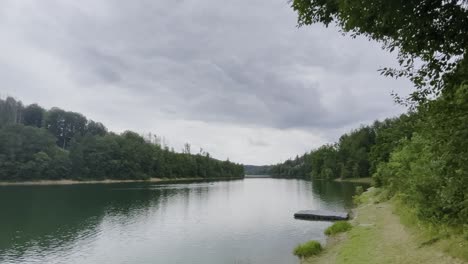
243, 165, 271, 176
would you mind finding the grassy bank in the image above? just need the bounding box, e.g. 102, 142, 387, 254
0, 177, 244, 186
304, 188, 467, 264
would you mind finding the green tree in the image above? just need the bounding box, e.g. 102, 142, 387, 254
22, 104, 45, 128
337, 126, 375, 178
1, 97, 245, 182
0, 125, 68, 181
86, 120, 107, 136
368, 114, 417, 181
0, 97, 23, 127
45, 108, 87, 149
292, 0, 468, 103
291, 0, 467, 225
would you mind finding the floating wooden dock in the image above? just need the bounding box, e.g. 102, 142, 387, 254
294, 210, 349, 221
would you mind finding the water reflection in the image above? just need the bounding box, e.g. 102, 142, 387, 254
310, 179, 366, 209
0, 178, 367, 264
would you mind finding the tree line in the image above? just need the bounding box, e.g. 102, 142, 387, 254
0, 97, 244, 181
243, 165, 272, 175
271, 0, 468, 226
271, 80, 467, 227
269, 113, 416, 180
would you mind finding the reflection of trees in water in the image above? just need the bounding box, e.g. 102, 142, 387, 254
310, 179, 369, 209
0, 183, 176, 258
0, 179, 363, 262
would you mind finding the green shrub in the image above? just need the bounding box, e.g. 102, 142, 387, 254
293, 240, 322, 258
324, 221, 352, 236
353, 186, 365, 204
355, 186, 364, 196
464, 225, 468, 241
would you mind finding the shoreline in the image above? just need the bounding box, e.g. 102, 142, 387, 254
0, 177, 244, 186
333, 177, 372, 184
304, 188, 467, 264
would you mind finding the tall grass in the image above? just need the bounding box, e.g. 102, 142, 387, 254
293, 240, 322, 258
324, 221, 352, 236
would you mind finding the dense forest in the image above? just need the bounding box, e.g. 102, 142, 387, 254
0, 97, 244, 181
271, 0, 468, 227
269, 113, 416, 180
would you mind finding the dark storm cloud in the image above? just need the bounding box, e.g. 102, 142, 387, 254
0, 0, 409, 131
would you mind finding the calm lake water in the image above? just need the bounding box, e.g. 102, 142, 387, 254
0, 178, 366, 264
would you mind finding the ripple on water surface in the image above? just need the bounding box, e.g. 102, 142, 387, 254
0, 178, 365, 264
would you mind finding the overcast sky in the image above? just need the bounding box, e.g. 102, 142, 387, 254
0, 0, 411, 165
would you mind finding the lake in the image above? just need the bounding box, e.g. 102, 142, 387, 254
0, 178, 366, 264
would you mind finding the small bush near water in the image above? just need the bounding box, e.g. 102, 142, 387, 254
355, 186, 364, 196
324, 221, 352, 236
293, 240, 322, 258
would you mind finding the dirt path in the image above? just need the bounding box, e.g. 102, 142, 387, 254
304, 191, 466, 264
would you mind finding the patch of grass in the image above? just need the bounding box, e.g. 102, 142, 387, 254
392, 196, 468, 261
293, 240, 323, 258
304, 188, 467, 264
353, 187, 390, 205
324, 221, 353, 236
335, 226, 379, 264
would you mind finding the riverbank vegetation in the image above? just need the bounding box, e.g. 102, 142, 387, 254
305, 188, 467, 264
270, 0, 468, 233
0, 98, 244, 181
294, 220, 353, 261
293, 240, 323, 259
324, 221, 352, 236
269, 113, 416, 180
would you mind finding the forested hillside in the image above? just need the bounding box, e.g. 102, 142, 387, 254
274, 0, 468, 227
0, 97, 244, 181
269, 113, 416, 179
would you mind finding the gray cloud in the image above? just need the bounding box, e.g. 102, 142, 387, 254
248, 138, 270, 147
0, 0, 411, 164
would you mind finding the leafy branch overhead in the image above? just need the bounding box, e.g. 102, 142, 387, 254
273, 0, 468, 227
292, 0, 468, 104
